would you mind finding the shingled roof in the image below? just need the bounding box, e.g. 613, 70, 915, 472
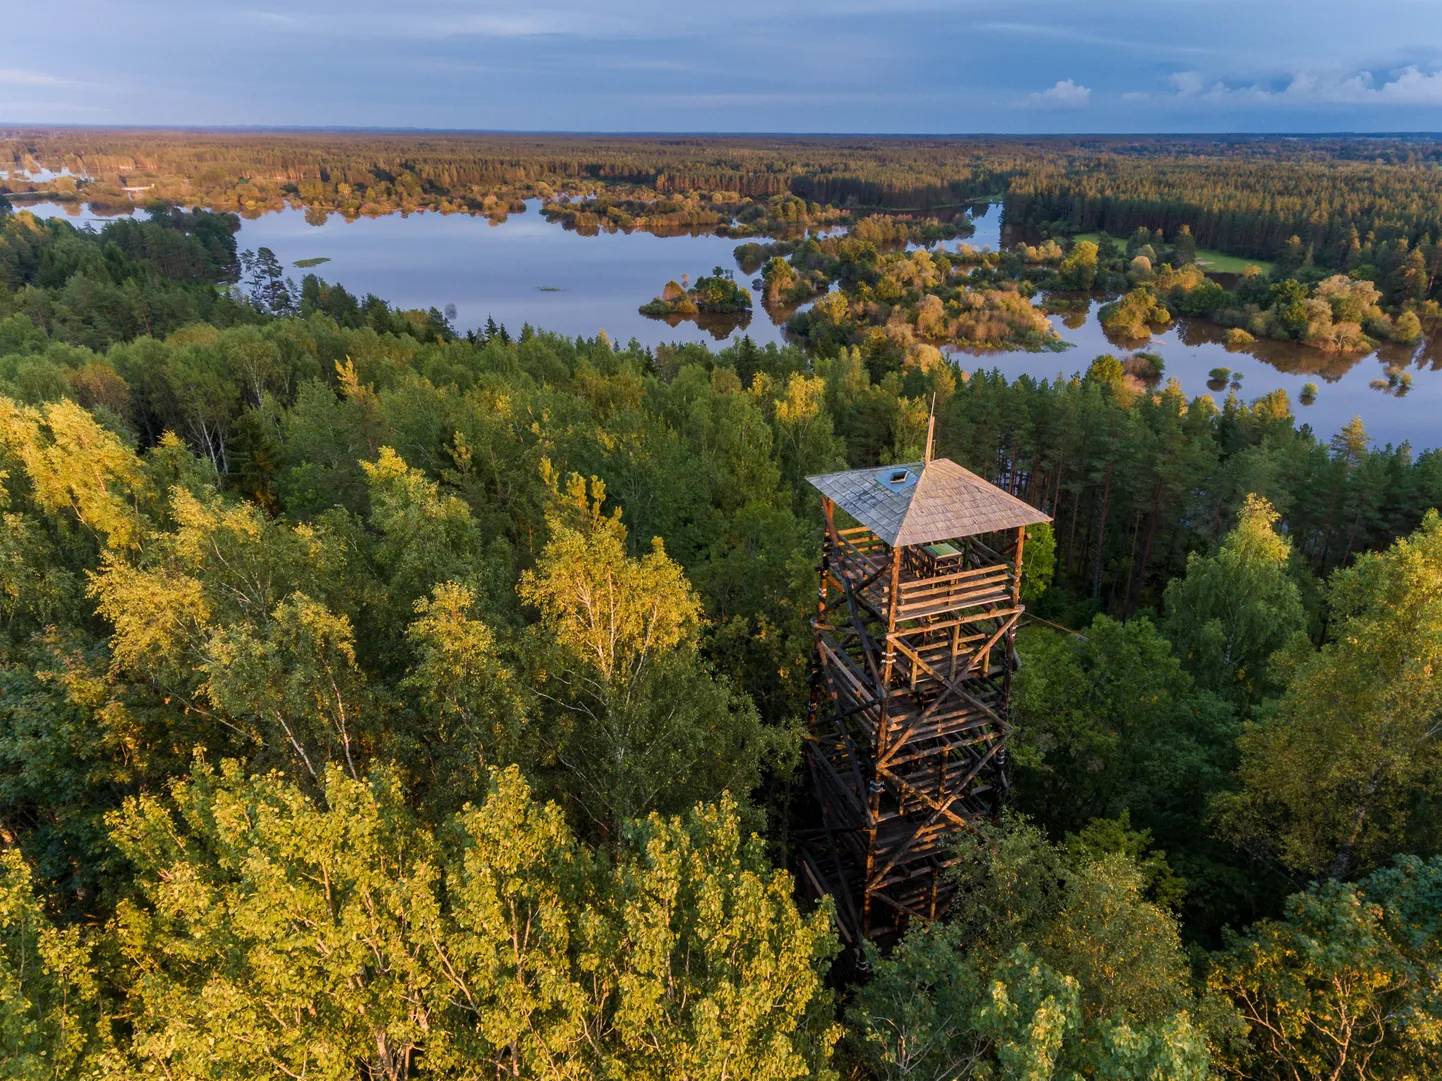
807, 458, 1051, 547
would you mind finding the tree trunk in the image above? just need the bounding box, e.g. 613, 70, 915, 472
1119, 509, 1141, 616
1092, 463, 1113, 600
1127, 478, 1164, 618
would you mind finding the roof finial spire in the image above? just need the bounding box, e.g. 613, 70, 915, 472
923, 393, 937, 465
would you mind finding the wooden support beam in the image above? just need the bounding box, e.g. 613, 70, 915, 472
800, 504, 1036, 948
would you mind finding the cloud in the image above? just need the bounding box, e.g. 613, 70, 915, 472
1168, 71, 1210, 97
420, 12, 574, 36
1162, 65, 1442, 106
1028, 79, 1091, 108
981, 21, 1213, 57
235, 9, 300, 26
1301, 66, 1442, 104
339, 6, 613, 41
0, 100, 109, 115
0, 69, 80, 88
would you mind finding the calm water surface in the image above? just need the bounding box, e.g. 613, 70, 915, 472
951, 299, 1442, 451
15, 199, 1440, 448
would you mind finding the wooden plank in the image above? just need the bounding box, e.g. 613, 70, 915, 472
932, 735, 1008, 800
890, 607, 1023, 637
806, 742, 869, 820
969, 537, 1005, 563
897, 573, 1015, 608
1011, 525, 1027, 606
876, 771, 970, 830
966, 613, 1021, 676
840, 583, 887, 690
868, 811, 946, 891
896, 590, 1013, 621
897, 571, 1014, 604
898, 562, 1017, 595
885, 732, 1001, 769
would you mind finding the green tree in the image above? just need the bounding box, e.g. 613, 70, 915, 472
87, 485, 376, 781
1209, 855, 1442, 1081
111, 760, 446, 1080
1172, 225, 1198, 266
949, 818, 1202, 1027
1020, 520, 1057, 604
603, 796, 840, 1080
1216, 512, 1442, 881
1163, 494, 1308, 706
766, 372, 846, 497
0, 398, 144, 552
848, 818, 1215, 1080
1059, 240, 1099, 290
1012, 618, 1246, 930
1013, 617, 1236, 845
108, 759, 838, 1080
847, 930, 1080, 1081
0, 849, 105, 1079
519, 473, 777, 834
400, 581, 525, 806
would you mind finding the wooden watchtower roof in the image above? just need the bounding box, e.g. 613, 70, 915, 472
806, 459, 1050, 547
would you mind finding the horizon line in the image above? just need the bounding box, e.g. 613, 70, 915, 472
6, 124, 1442, 140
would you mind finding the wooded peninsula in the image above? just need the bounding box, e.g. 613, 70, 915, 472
2, 131, 1442, 1081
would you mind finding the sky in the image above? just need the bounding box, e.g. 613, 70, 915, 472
5, 0, 1442, 133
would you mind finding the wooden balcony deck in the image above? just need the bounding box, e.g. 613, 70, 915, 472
830, 526, 1019, 627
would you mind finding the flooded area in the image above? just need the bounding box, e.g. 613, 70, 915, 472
951, 297, 1441, 450
13, 198, 1439, 447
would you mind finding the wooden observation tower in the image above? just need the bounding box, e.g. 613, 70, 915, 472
797, 431, 1051, 949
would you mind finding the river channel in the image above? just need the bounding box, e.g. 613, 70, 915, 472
13, 198, 1440, 448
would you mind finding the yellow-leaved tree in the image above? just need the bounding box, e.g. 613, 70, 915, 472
1216, 511, 1442, 880
107, 761, 839, 1080
519, 468, 781, 835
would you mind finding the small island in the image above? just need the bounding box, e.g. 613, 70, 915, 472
639, 267, 753, 339
640, 266, 752, 316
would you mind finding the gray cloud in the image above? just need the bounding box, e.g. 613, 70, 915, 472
1165, 66, 1442, 106
0, 69, 85, 88
3, 1, 1442, 131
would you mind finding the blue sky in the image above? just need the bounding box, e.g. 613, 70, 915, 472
5, 0, 1442, 132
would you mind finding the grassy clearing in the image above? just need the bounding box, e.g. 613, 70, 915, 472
1194, 249, 1274, 275
1065, 232, 1274, 275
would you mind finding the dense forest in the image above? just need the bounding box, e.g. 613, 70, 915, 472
1, 162, 1442, 1080
12, 129, 1442, 263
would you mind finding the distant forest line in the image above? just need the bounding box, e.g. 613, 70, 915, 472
8, 130, 1442, 262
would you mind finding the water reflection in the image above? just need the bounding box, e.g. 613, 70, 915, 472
4, 167, 88, 183
648, 309, 756, 341
950, 297, 1440, 448
10, 199, 1440, 447
9, 197, 138, 227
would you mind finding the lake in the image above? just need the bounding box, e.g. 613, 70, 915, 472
12, 199, 1440, 448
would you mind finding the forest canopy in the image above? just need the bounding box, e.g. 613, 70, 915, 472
2, 142, 1442, 1080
